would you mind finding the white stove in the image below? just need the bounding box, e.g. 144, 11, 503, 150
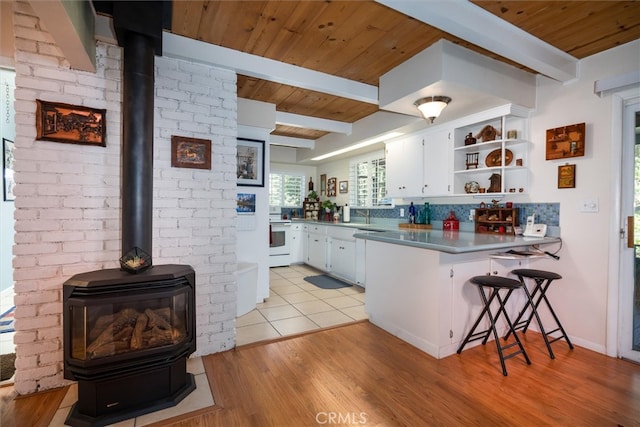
269, 206, 291, 267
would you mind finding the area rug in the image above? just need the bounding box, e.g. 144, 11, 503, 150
0, 352, 16, 381
304, 275, 352, 290
0, 306, 15, 334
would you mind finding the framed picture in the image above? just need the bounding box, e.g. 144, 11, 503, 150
339, 180, 348, 193
546, 123, 585, 160
320, 174, 327, 195
3, 138, 14, 201
171, 136, 211, 169
236, 193, 256, 214
36, 100, 106, 146
237, 138, 265, 187
558, 164, 576, 189
327, 177, 337, 197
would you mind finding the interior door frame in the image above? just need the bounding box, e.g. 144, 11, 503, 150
617, 93, 640, 361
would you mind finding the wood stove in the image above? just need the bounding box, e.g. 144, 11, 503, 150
60, 4, 198, 425
63, 264, 196, 426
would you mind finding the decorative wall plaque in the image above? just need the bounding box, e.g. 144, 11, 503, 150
558, 164, 576, 189
36, 100, 106, 146
546, 123, 585, 160
171, 135, 211, 170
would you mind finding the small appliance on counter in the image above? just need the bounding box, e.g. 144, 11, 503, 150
443, 211, 460, 231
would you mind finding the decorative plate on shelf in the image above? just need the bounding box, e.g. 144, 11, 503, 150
464, 181, 480, 193
485, 149, 513, 167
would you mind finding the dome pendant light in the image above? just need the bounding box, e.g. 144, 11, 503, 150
414, 96, 451, 123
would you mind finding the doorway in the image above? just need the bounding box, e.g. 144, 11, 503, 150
620, 99, 640, 363
0, 68, 16, 366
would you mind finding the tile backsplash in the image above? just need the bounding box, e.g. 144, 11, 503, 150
286, 202, 560, 227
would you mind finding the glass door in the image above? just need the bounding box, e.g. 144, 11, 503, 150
620, 101, 640, 362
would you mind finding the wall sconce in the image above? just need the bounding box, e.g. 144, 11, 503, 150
414, 96, 451, 123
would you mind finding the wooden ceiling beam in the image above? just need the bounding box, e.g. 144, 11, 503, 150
162, 32, 379, 104
275, 111, 352, 135
377, 0, 579, 82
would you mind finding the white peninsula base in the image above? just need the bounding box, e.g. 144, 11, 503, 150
364, 240, 533, 359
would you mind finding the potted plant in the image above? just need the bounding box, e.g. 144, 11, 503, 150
307, 190, 318, 201
321, 199, 336, 212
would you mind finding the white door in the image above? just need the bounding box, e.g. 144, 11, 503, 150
620, 99, 640, 362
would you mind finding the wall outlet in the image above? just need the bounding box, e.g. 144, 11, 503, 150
400, 208, 405, 217
469, 209, 476, 221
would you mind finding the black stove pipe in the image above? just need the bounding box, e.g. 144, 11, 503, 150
121, 31, 154, 257
111, 1, 166, 258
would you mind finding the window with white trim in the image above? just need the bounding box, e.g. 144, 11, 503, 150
269, 173, 305, 207
348, 150, 391, 208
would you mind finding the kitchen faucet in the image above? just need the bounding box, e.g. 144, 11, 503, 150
354, 209, 370, 224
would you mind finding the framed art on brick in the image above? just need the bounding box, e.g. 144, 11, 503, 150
171, 135, 212, 169
36, 100, 106, 146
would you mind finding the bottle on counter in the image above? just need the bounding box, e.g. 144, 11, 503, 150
408, 202, 416, 224
423, 202, 430, 225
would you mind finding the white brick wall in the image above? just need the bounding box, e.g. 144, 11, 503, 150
12, 2, 238, 395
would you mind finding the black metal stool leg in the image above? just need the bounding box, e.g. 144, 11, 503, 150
505, 276, 555, 358
456, 287, 496, 354
538, 284, 574, 350
488, 289, 531, 375
508, 269, 575, 359
457, 279, 530, 376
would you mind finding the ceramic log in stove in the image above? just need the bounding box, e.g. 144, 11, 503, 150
63, 265, 196, 426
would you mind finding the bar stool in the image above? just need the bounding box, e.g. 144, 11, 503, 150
457, 275, 531, 376
506, 269, 574, 359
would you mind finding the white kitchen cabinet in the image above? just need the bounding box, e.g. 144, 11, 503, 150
306, 225, 328, 271
422, 128, 452, 196
452, 104, 530, 196
290, 223, 303, 264
355, 238, 366, 287
385, 135, 424, 198
328, 226, 357, 283
330, 239, 356, 282
447, 257, 492, 347
302, 224, 309, 264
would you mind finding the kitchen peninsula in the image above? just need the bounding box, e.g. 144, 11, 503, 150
353, 229, 560, 359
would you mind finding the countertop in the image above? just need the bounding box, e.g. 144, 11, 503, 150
353, 229, 560, 254
292, 219, 396, 232
292, 219, 560, 254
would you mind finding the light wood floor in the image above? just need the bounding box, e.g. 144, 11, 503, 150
2, 321, 640, 426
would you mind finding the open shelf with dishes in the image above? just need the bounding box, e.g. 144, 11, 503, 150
452, 105, 530, 196
474, 207, 519, 235
303, 199, 320, 220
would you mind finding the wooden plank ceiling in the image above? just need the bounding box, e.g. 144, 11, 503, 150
170, 1, 640, 141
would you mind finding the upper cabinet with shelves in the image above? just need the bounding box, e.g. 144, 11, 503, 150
452, 105, 530, 196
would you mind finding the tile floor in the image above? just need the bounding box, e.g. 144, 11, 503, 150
236, 264, 368, 346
